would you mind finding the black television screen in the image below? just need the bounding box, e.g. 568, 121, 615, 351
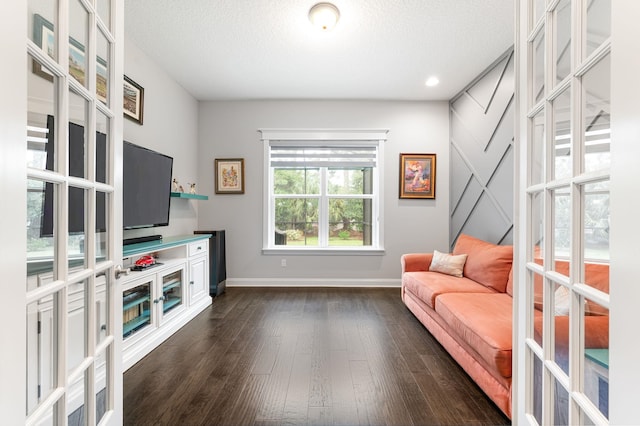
123, 141, 173, 230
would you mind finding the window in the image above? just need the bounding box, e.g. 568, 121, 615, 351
260, 129, 387, 253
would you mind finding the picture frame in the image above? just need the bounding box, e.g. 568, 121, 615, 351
399, 153, 436, 199
123, 75, 144, 125
215, 158, 245, 194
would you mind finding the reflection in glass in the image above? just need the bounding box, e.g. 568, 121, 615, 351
274, 198, 319, 246
66, 369, 87, 422
553, 284, 570, 375
586, 0, 611, 57
96, 273, 109, 346
532, 354, 543, 425
95, 346, 110, 423
553, 89, 571, 180
533, 0, 545, 29
554, 0, 571, 83
69, 90, 88, 178
531, 111, 545, 185
531, 191, 544, 264
97, 29, 110, 105
96, 191, 109, 262
583, 180, 610, 262
553, 187, 571, 262
533, 30, 545, 104
97, 0, 112, 31
274, 168, 319, 194
69, 186, 87, 270
26, 293, 58, 415
532, 271, 544, 346
29, 8, 57, 61
583, 54, 611, 173
27, 179, 56, 284
583, 299, 609, 419
69, 0, 89, 88
67, 280, 87, 374
328, 199, 371, 246
27, 54, 57, 172
96, 109, 110, 184
553, 377, 570, 424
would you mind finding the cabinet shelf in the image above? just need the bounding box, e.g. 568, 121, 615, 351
170, 192, 208, 200
123, 295, 149, 311
163, 297, 181, 313
123, 311, 150, 337
163, 279, 181, 291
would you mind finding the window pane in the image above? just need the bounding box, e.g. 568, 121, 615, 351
554, 0, 571, 84
532, 353, 543, 424
96, 273, 109, 346
69, 186, 87, 270
552, 377, 570, 424
583, 180, 609, 262
96, 109, 109, 184
68, 280, 88, 374
553, 284, 570, 375
586, 0, 611, 57
533, 0, 545, 29
29, 7, 57, 61
583, 300, 609, 419
274, 168, 319, 194
69, 90, 88, 179
96, 191, 108, 262
69, 0, 89, 88
97, 28, 110, 105
274, 198, 318, 246
27, 179, 56, 282
328, 168, 372, 195
530, 191, 544, 263
532, 29, 545, 104
27, 292, 59, 415
553, 89, 571, 180
97, 0, 111, 32
328, 199, 371, 246
28, 54, 57, 172
531, 111, 545, 185
67, 369, 87, 422
553, 186, 570, 264
583, 54, 611, 173
532, 271, 544, 346
95, 346, 110, 423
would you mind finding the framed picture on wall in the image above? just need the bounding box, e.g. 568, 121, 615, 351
215, 158, 245, 194
123, 75, 144, 124
399, 153, 436, 199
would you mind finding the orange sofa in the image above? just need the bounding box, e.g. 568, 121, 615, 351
401, 234, 610, 419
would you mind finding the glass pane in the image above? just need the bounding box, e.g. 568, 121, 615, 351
583, 300, 609, 419
123, 282, 152, 338
96, 109, 109, 184
67, 369, 87, 422
553, 377, 570, 425
533, 0, 546, 29
95, 346, 110, 423
583, 180, 610, 262
97, 29, 110, 105
96, 273, 109, 345
532, 29, 545, 104
553, 89, 571, 180
530, 191, 544, 263
553, 186, 570, 267
586, 0, 611, 57
583, 54, 611, 173
532, 271, 544, 346
328, 168, 372, 195
29, 8, 57, 61
68, 280, 88, 374
580, 407, 598, 425
328, 199, 371, 246
274, 198, 319, 246
532, 353, 543, 424
553, 284, 570, 374
69, 186, 87, 270
69, 90, 88, 179
554, 0, 571, 83
96, 191, 108, 262
531, 111, 545, 185
97, 0, 112, 31
162, 269, 183, 316
69, 0, 89, 88
26, 292, 58, 415
28, 54, 57, 172
27, 179, 56, 285
274, 168, 319, 194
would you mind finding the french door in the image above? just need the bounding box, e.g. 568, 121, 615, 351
1, 0, 124, 423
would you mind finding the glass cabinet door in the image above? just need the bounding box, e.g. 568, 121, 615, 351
160, 269, 183, 317
122, 282, 152, 338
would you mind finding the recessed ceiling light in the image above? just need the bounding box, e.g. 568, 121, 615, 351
425, 77, 440, 87
309, 3, 340, 31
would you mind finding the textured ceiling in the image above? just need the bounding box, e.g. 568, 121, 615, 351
124, 0, 514, 101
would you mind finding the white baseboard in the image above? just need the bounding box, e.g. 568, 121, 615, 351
226, 278, 401, 288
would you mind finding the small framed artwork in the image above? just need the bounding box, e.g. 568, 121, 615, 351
399, 153, 436, 199
215, 158, 245, 194
124, 75, 144, 124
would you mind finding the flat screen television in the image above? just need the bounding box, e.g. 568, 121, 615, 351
123, 141, 173, 230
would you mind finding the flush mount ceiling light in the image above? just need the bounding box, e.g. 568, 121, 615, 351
309, 2, 340, 31
425, 76, 440, 87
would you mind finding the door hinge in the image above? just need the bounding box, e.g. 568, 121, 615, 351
37, 385, 41, 398
37, 320, 41, 334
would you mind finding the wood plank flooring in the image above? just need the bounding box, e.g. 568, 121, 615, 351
123, 287, 511, 426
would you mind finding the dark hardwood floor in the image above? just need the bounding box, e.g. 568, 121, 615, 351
124, 287, 510, 426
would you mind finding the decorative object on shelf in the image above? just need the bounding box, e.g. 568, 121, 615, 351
215, 158, 245, 194
188, 183, 197, 194
124, 75, 144, 125
172, 178, 180, 192
32, 14, 108, 103
399, 153, 437, 199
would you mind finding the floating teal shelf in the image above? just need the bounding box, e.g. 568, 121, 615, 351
170, 192, 208, 200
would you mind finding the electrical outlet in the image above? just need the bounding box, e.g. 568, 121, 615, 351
281, 259, 287, 267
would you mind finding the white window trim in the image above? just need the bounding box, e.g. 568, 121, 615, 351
259, 129, 388, 255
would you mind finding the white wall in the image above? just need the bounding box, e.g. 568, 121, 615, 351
197, 100, 449, 284
123, 39, 199, 240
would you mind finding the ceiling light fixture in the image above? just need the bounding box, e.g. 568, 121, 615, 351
309, 2, 340, 31
425, 76, 440, 87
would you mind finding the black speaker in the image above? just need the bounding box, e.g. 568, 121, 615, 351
194, 230, 226, 297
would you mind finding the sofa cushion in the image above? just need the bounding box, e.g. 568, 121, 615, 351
453, 234, 513, 293
402, 271, 495, 309
506, 268, 514, 297
429, 250, 468, 277
435, 293, 514, 378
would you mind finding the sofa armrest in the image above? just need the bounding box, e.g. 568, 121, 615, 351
401, 253, 434, 273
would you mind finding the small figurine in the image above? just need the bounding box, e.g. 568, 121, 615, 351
178, 184, 184, 193
172, 178, 179, 192
188, 183, 196, 194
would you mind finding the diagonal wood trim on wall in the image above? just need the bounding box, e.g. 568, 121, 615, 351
449, 48, 514, 250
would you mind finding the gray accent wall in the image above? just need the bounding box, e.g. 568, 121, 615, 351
449, 49, 514, 249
